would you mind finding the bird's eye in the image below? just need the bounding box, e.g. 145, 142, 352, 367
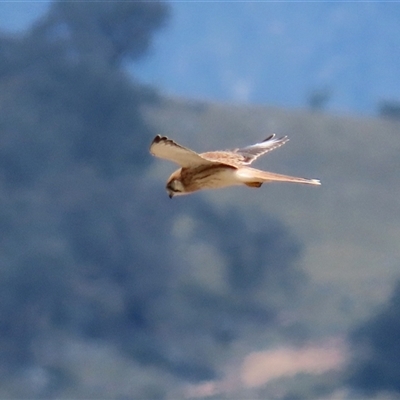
167, 180, 183, 193
167, 182, 176, 192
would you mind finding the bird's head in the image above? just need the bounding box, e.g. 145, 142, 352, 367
166, 170, 186, 198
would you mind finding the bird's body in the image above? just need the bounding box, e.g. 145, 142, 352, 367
149, 134, 320, 198
170, 164, 238, 191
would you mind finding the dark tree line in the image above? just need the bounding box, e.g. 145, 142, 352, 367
348, 280, 400, 395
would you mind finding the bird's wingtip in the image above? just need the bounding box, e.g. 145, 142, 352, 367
152, 134, 163, 143
262, 134, 276, 142
150, 135, 163, 154
261, 133, 289, 144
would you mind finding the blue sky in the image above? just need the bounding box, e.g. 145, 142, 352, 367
2, 1, 399, 116
132, 2, 400, 115
0, 2, 49, 33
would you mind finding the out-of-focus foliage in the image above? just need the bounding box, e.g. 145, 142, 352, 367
347, 280, 400, 395
0, 1, 167, 184
307, 87, 332, 112
378, 99, 400, 120
33, 1, 169, 66
0, 1, 306, 396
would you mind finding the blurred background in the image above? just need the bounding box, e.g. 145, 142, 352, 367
0, 1, 399, 399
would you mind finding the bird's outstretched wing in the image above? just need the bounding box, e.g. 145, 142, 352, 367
201, 134, 288, 166
233, 134, 289, 165
150, 135, 215, 167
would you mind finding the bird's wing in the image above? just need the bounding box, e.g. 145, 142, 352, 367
227, 134, 289, 165
150, 135, 217, 167
200, 135, 288, 167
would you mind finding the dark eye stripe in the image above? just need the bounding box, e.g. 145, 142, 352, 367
167, 184, 181, 192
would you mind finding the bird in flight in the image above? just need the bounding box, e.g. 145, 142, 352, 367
150, 134, 321, 198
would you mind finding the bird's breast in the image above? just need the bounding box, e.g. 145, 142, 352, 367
181, 165, 239, 191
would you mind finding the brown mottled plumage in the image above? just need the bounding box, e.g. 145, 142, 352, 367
150, 135, 320, 198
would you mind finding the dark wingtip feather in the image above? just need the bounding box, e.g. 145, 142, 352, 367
262, 134, 275, 142
261, 134, 289, 146
150, 135, 165, 153
151, 135, 170, 147
152, 134, 163, 143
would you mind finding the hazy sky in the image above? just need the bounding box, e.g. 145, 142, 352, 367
2, 1, 399, 116
0, 2, 49, 32
132, 2, 400, 115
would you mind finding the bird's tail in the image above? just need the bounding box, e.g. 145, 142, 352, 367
238, 167, 321, 186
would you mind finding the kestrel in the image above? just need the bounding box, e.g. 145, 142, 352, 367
150, 134, 321, 198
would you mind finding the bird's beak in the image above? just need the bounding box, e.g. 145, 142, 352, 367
169, 193, 173, 199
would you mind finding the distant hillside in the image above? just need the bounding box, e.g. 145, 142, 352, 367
143, 96, 400, 331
